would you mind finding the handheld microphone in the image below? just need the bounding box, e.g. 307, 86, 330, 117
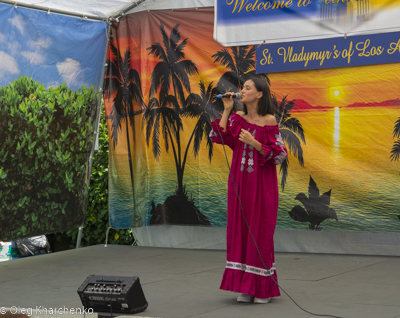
216, 92, 242, 99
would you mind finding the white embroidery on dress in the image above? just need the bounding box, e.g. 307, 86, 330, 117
275, 133, 285, 147
209, 129, 217, 138
240, 129, 257, 173
274, 151, 287, 165
226, 261, 276, 277
274, 133, 287, 165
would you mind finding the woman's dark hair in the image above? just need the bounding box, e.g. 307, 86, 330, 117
242, 77, 275, 116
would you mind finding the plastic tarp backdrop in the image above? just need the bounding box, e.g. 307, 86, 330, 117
0, 3, 108, 240
105, 6, 400, 236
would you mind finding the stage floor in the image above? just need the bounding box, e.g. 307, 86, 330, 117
0, 245, 399, 318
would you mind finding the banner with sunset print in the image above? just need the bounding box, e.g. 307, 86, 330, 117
104, 7, 400, 234
214, 0, 400, 46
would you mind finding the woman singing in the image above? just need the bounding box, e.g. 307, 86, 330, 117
209, 77, 287, 304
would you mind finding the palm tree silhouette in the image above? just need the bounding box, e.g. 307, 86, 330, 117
289, 176, 338, 230
143, 81, 218, 198
146, 23, 198, 107
144, 24, 212, 225
184, 81, 220, 161
212, 46, 269, 94
390, 118, 400, 224
143, 94, 183, 187
103, 41, 144, 203
142, 92, 212, 226
390, 117, 400, 162
146, 23, 200, 196
273, 95, 306, 191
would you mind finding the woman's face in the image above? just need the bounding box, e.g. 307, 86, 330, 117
240, 80, 262, 105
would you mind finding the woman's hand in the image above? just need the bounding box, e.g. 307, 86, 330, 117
239, 129, 255, 145
221, 93, 234, 112
239, 129, 265, 154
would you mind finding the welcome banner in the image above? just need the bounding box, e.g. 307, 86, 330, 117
106, 7, 400, 236
214, 0, 400, 46
256, 31, 400, 73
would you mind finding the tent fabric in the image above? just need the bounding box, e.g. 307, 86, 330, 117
0, 0, 213, 19
133, 227, 400, 256
0, 0, 133, 18
125, 0, 213, 14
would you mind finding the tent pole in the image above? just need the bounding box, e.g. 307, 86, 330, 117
0, 0, 106, 21
76, 22, 112, 249
111, 0, 148, 19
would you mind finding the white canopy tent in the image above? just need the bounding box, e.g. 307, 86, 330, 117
2, 0, 400, 256
0, 0, 214, 20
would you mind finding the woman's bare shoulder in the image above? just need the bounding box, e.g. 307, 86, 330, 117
236, 111, 245, 117
263, 114, 277, 126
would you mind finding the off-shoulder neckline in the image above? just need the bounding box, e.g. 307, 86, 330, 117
231, 113, 279, 129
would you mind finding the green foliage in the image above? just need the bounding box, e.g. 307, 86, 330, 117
52, 104, 134, 249
0, 76, 96, 240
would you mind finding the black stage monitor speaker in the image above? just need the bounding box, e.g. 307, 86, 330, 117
77, 275, 148, 314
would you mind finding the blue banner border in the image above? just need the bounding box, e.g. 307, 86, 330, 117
256, 31, 400, 74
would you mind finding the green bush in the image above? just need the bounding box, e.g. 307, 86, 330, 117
52, 105, 134, 249
0, 76, 97, 240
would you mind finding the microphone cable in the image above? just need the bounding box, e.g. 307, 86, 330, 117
214, 122, 345, 318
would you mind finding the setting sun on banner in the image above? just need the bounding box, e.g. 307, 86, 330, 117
214, 0, 400, 47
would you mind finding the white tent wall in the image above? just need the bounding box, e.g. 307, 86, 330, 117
133, 226, 400, 256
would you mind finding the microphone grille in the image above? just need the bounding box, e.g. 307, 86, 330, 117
235, 92, 242, 98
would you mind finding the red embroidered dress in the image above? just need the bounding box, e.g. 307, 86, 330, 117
210, 113, 287, 299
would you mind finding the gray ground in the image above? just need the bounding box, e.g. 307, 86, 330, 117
0, 245, 399, 318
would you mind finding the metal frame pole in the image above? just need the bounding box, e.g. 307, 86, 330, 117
111, 0, 148, 19
76, 21, 112, 249
0, 0, 106, 21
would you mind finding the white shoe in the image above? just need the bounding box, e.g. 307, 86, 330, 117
237, 293, 254, 303
254, 297, 271, 304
